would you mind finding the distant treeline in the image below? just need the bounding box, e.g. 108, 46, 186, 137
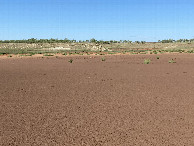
0, 38, 135, 44
158, 39, 194, 43
0, 38, 194, 44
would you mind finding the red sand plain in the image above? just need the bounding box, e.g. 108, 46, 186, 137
1, 54, 194, 145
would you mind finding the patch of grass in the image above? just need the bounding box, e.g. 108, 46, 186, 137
68, 59, 73, 63
140, 52, 147, 54
25, 54, 33, 56
144, 59, 151, 64
0, 53, 6, 55
108, 52, 115, 55
187, 50, 194, 53
169, 59, 176, 63
62, 52, 67, 55
153, 51, 158, 54
29, 53, 35, 56
101, 57, 106, 61
44, 54, 54, 56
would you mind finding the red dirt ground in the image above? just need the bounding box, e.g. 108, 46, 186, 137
1, 54, 194, 145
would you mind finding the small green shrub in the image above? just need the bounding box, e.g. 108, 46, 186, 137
22, 54, 32, 56
30, 53, 35, 56
0, 53, 6, 55
187, 50, 194, 53
68, 59, 73, 63
169, 59, 176, 63
101, 57, 106, 61
144, 59, 151, 64
153, 51, 158, 54
44, 54, 54, 56
157, 56, 160, 59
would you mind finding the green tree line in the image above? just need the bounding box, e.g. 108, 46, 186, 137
0, 38, 134, 44
158, 39, 194, 43
0, 38, 194, 44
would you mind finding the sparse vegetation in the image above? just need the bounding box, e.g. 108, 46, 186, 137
0, 38, 193, 44
0, 38, 194, 57
144, 59, 151, 64
0, 53, 6, 55
153, 50, 158, 54
68, 59, 73, 63
157, 56, 160, 59
101, 57, 106, 61
169, 59, 176, 63
44, 54, 54, 56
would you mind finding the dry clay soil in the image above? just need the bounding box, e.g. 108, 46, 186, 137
1, 54, 194, 146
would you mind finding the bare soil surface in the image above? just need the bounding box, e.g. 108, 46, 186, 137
1, 54, 194, 145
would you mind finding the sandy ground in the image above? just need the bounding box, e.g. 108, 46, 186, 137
1, 54, 194, 145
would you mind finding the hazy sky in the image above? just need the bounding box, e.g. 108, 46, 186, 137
0, 0, 194, 41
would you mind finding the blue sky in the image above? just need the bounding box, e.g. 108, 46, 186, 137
0, 0, 194, 41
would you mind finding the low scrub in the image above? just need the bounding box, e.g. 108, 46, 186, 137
169, 59, 176, 63
101, 57, 106, 61
68, 59, 73, 63
144, 59, 151, 64
44, 54, 54, 56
